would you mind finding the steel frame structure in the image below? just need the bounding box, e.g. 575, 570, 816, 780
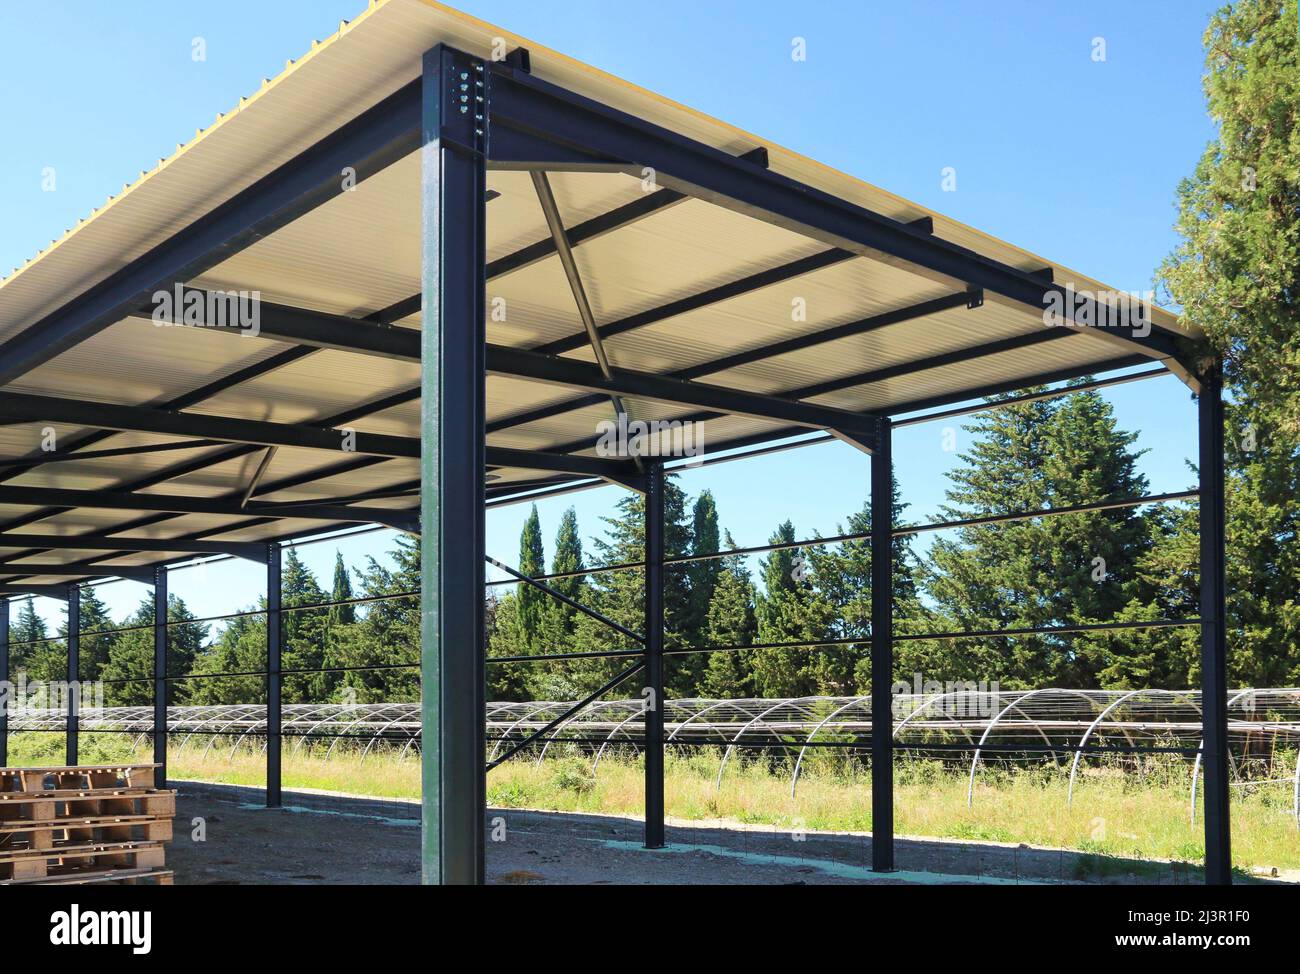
0, 38, 1230, 887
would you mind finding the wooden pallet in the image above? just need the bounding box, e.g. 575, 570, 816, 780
2, 866, 174, 886
1, 839, 167, 882
0, 764, 176, 884
0, 763, 159, 792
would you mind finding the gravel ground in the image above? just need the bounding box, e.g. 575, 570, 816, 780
165, 781, 1277, 885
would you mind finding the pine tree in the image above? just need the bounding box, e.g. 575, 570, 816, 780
1159, 0, 1300, 687
101, 593, 209, 706
329, 534, 422, 703
62, 585, 117, 681
565, 478, 693, 696
924, 388, 1152, 688
280, 547, 330, 702
750, 520, 835, 697
9, 598, 48, 674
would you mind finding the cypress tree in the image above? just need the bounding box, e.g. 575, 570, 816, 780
698, 531, 758, 697
516, 505, 546, 652
328, 550, 356, 628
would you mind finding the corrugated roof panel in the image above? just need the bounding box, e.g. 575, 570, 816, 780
595, 255, 961, 376
569, 198, 828, 331
187, 348, 420, 428
6, 317, 296, 407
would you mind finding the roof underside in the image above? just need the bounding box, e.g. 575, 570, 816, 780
0, 0, 1199, 590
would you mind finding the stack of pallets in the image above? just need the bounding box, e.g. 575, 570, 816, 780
0, 763, 176, 885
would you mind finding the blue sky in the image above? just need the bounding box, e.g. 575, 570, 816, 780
0, 0, 1217, 631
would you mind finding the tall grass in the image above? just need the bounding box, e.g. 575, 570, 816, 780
7, 733, 1295, 872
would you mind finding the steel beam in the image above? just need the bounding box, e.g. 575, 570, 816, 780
871, 417, 894, 871
66, 584, 79, 766
485, 446, 638, 482
883, 355, 1151, 416
0, 439, 220, 470
488, 289, 972, 437
530, 169, 641, 465
266, 543, 281, 808
644, 462, 666, 848
485, 64, 1193, 376
0, 563, 155, 583
0, 533, 267, 561
0, 389, 418, 458
532, 249, 852, 358
153, 567, 167, 789
1198, 361, 1231, 885
421, 44, 487, 886
488, 187, 686, 279
487, 344, 880, 443
0, 584, 68, 599
0, 81, 421, 386
0, 485, 416, 533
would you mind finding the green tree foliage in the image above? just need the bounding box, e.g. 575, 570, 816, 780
329, 534, 421, 703
515, 505, 546, 653
100, 593, 209, 705
327, 550, 355, 629
698, 531, 758, 698
749, 520, 836, 697
923, 389, 1154, 688
9, 597, 53, 680
66, 586, 118, 682
1160, 0, 1300, 686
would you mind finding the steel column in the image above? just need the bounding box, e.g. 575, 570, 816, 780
644, 462, 666, 848
66, 584, 79, 766
0, 599, 8, 766
153, 566, 168, 789
871, 418, 894, 870
1198, 361, 1231, 885
266, 543, 281, 808
421, 44, 487, 886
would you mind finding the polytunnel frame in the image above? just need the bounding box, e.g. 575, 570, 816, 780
0, 24, 1232, 887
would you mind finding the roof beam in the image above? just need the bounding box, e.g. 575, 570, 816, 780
0, 390, 418, 458
0, 563, 155, 583
486, 289, 980, 436
135, 290, 422, 360
487, 187, 686, 280
0, 533, 266, 561
0, 484, 416, 533
486, 446, 641, 482
533, 248, 852, 357
0, 347, 313, 485
485, 343, 880, 445
885, 355, 1152, 416
0, 386, 419, 573
0, 584, 69, 600
785, 327, 1075, 400
0, 80, 421, 386
529, 170, 643, 472
486, 64, 1196, 382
